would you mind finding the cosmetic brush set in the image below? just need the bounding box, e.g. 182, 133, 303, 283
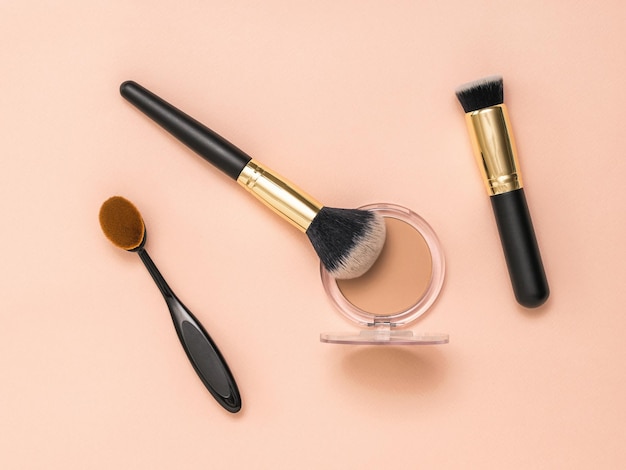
100, 75, 549, 412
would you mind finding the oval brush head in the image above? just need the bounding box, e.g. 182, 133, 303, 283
99, 196, 146, 251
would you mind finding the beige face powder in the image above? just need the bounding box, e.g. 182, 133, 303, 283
336, 217, 433, 316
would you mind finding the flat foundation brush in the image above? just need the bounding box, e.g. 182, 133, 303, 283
120, 81, 386, 280
455, 75, 549, 308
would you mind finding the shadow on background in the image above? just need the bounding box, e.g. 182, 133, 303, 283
338, 346, 449, 396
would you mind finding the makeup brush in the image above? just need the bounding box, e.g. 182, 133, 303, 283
455, 75, 549, 308
119, 80, 386, 280
99, 196, 241, 413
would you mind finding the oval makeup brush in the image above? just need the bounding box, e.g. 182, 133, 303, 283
99, 196, 241, 413
119, 80, 386, 280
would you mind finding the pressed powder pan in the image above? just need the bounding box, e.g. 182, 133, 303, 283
336, 217, 433, 316
320, 203, 448, 345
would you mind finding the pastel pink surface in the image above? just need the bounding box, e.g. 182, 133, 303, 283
2, 1, 625, 468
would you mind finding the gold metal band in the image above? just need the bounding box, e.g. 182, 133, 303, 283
465, 104, 523, 196
236, 160, 323, 232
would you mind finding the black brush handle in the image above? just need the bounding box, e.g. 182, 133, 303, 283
490, 189, 549, 308
120, 80, 251, 180
138, 249, 242, 413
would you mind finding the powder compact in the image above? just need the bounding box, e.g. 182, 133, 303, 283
320, 203, 448, 345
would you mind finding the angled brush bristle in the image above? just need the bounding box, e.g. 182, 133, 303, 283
306, 207, 386, 279
455, 75, 504, 112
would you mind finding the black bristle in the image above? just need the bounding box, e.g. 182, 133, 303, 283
455, 75, 504, 112
306, 207, 373, 272
306, 207, 385, 279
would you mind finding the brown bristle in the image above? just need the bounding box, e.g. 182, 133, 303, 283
99, 196, 145, 250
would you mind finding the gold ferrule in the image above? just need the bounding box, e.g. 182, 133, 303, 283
465, 104, 523, 196
236, 159, 323, 232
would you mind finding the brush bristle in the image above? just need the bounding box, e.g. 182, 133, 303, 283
99, 196, 146, 251
306, 207, 386, 279
455, 75, 504, 112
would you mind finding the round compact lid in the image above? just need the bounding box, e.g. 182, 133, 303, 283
320, 329, 449, 346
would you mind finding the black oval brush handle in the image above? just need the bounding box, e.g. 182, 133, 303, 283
138, 249, 241, 413
120, 80, 251, 180
490, 188, 549, 308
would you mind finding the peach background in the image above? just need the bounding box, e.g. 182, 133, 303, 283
2, 1, 625, 468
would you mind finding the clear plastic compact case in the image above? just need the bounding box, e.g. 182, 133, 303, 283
320, 203, 448, 345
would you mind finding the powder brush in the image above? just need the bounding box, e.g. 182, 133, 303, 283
455, 75, 549, 308
120, 81, 385, 280
99, 196, 241, 413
